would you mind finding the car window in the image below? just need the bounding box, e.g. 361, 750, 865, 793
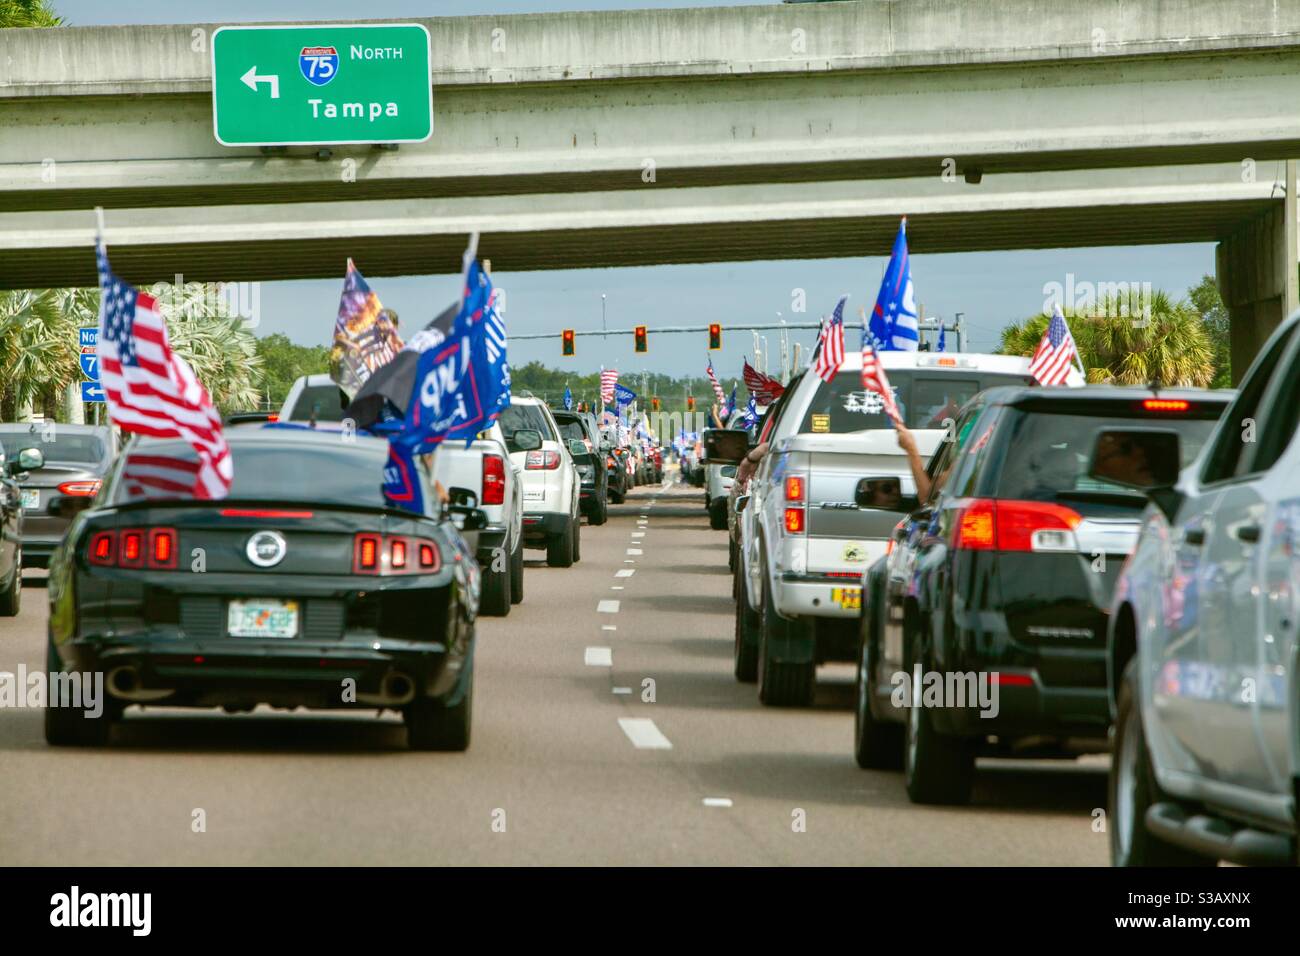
0, 431, 106, 464
925, 408, 979, 502
1244, 330, 1300, 474
796, 369, 1034, 434
950, 407, 1002, 497
1201, 324, 1299, 484
499, 403, 557, 444
554, 419, 587, 442
286, 383, 347, 422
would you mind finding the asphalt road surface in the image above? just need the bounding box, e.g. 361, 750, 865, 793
0, 478, 1107, 865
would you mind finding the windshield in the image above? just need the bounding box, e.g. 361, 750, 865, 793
285, 383, 347, 423
0, 430, 107, 465
994, 409, 1221, 506
798, 369, 1036, 433
554, 419, 587, 442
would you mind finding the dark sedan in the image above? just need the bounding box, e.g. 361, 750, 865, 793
44, 427, 482, 751
0, 423, 118, 568
552, 408, 609, 524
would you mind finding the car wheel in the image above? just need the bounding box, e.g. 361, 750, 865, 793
1111, 657, 1212, 866
479, 545, 512, 617
547, 519, 574, 568
572, 513, 582, 563
902, 640, 975, 805
43, 640, 115, 747
589, 493, 608, 526
728, 535, 737, 574
405, 662, 473, 752
854, 601, 904, 769
509, 535, 524, 605
709, 500, 728, 531
757, 553, 815, 707
609, 485, 623, 505
733, 560, 759, 683
0, 549, 21, 617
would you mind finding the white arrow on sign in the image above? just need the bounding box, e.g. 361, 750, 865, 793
240, 66, 280, 99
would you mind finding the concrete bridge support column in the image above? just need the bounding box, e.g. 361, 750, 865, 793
1216, 160, 1298, 383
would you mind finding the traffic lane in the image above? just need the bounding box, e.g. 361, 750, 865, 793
603, 482, 1109, 865
0, 488, 766, 865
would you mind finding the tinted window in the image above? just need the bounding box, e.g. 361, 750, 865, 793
1251, 334, 1300, 473
499, 404, 557, 443
1201, 324, 1297, 483
994, 408, 1220, 509
110, 439, 392, 507
797, 369, 1034, 434
0, 430, 106, 464
286, 383, 347, 423
554, 419, 587, 442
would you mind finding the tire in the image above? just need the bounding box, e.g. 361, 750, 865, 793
733, 560, 759, 683
902, 634, 975, 804
854, 602, 904, 769
589, 492, 608, 526
572, 513, 582, 563
547, 518, 574, 568
479, 546, 512, 617
709, 500, 728, 530
509, 535, 524, 605
0, 549, 20, 618
44, 641, 115, 747
405, 662, 473, 752
609, 486, 624, 505
757, 552, 815, 707
728, 534, 737, 573
1111, 658, 1213, 866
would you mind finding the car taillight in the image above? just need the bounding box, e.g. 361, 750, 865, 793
785, 476, 805, 502
482, 453, 506, 505
954, 499, 1082, 552
606, 455, 616, 469
148, 528, 178, 569
57, 480, 101, 497
87, 526, 178, 569
89, 531, 115, 565
525, 450, 560, 470
1141, 398, 1189, 413
120, 529, 144, 568
784, 507, 805, 534
353, 533, 440, 575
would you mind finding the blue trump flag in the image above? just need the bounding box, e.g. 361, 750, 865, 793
868, 217, 919, 352
563, 385, 573, 410
937, 322, 946, 352
614, 382, 636, 408
743, 394, 758, 430
725, 384, 737, 419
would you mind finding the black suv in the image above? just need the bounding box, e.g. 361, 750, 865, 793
552, 409, 610, 525
854, 386, 1232, 805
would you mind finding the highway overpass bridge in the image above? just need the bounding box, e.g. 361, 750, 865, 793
2, 0, 1298, 370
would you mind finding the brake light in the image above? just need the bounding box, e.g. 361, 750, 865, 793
57, 480, 100, 497
220, 509, 313, 519
525, 450, 561, 470
954, 499, 1082, 552
1142, 398, 1189, 413
785, 476, 805, 502
148, 528, 177, 569
482, 454, 506, 505
120, 529, 144, 568
353, 533, 440, 575
89, 531, 115, 565
784, 507, 805, 534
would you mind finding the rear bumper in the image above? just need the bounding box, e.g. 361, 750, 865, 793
521, 511, 568, 543
930, 673, 1111, 740
774, 573, 865, 619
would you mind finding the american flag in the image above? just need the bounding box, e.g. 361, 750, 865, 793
120, 451, 203, 500
742, 358, 783, 404
1029, 305, 1086, 386
813, 294, 849, 382
96, 241, 233, 498
705, 356, 726, 406
600, 367, 619, 406
860, 340, 903, 425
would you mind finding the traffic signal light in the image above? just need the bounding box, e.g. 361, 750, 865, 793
562, 328, 575, 356
708, 323, 722, 350
651, 397, 661, 411
686, 395, 696, 411
634, 325, 648, 353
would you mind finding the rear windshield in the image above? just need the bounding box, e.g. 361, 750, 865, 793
0, 431, 106, 464
109, 438, 394, 507
285, 383, 347, 423
993, 408, 1222, 505
499, 404, 557, 445
554, 418, 588, 442
798, 369, 1036, 433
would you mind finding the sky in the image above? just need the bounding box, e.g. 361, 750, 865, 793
50, 0, 1218, 377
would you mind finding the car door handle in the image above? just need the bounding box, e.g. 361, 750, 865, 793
1233, 523, 1261, 544
1183, 528, 1205, 546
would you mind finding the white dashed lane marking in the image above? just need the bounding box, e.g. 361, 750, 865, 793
627, 549, 642, 555
597, 600, 621, 614
584, 647, 613, 667
618, 718, 673, 750
616, 569, 635, 578
703, 798, 733, 808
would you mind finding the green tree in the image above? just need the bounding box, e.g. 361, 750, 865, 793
0, 289, 78, 419
0, 0, 62, 27
255, 333, 330, 407
999, 291, 1216, 388
1187, 274, 1232, 387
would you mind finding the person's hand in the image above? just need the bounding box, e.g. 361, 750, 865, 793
894, 420, 918, 458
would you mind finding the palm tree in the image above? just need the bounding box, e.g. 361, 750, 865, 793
147, 281, 264, 411
999, 292, 1216, 388
0, 289, 80, 419
0, 1, 62, 28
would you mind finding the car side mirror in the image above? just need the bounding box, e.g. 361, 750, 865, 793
16, 447, 44, 473
512, 429, 543, 452
854, 476, 919, 514
1087, 428, 1183, 521
735, 493, 750, 514
702, 428, 750, 465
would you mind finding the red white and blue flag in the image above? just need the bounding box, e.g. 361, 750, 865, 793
600, 367, 620, 406
705, 356, 726, 406
742, 358, 783, 404
860, 339, 903, 426
868, 217, 919, 352
96, 241, 232, 499
1029, 304, 1086, 386
813, 294, 849, 382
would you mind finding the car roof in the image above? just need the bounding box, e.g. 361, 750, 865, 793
130, 424, 390, 455
831, 351, 1034, 374
978, 384, 1236, 411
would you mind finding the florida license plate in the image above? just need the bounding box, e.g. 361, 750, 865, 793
20, 489, 38, 510
227, 599, 299, 638
831, 587, 862, 610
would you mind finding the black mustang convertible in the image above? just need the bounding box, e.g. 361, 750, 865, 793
43, 426, 482, 751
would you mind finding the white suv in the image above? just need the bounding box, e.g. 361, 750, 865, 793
498, 397, 582, 568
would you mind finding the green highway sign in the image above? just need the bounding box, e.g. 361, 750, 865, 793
211, 23, 433, 147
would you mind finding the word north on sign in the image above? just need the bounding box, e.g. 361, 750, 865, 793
211, 24, 432, 147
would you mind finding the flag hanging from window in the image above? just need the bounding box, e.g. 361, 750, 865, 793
859, 339, 903, 426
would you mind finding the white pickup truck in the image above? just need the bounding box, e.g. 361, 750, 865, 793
279, 374, 525, 616
734, 352, 1035, 706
